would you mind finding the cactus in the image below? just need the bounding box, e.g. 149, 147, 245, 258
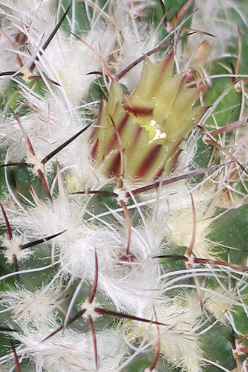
0, 1, 248, 371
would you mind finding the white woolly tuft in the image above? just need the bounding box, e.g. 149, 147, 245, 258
0, 92, 98, 187
0, 284, 63, 328
36, 26, 115, 105
1, 234, 30, 263
0, 32, 19, 92
205, 288, 240, 323
188, 0, 247, 62
149, 182, 216, 259
126, 296, 203, 372
0, 0, 57, 44
110, 1, 159, 90
12, 193, 84, 243
15, 327, 125, 372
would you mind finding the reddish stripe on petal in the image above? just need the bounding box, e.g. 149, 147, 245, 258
108, 113, 129, 152
136, 145, 162, 178
108, 152, 121, 177
123, 105, 153, 117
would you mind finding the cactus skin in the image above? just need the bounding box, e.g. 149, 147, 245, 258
91, 54, 202, 182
